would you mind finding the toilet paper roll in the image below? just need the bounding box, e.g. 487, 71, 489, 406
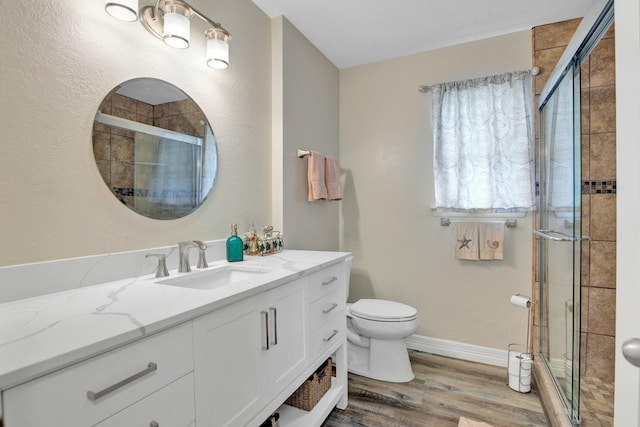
508, 352, 532, 375
509, 373, 531, 392
510, 294, 532, 309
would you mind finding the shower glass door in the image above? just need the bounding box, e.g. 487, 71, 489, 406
538, 62, 583, 423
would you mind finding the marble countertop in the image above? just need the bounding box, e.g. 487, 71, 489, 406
0, 250, 350, 391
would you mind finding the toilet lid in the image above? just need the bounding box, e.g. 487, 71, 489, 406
350, 299, 418, 321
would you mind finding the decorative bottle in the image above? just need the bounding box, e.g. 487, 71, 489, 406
226, 224, 244, 262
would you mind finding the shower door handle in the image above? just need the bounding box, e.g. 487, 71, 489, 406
533, 229, 590, 241
622, 338, 640, 367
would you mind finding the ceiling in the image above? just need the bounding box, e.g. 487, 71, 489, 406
250, 0, 597, 69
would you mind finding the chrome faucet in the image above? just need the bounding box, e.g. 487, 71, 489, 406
146, 253, 169, 278
193, 240, 208, 269
178, 241, 199, 273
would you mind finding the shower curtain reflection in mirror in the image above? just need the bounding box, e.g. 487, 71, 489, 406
133, 125, 216, 219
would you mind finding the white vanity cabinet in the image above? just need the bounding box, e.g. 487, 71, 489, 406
192, 279, 306, 427
192, 261, 348, 427
274, 262, 348, 426
2, 323, 194, 427
0, 252, 350, 427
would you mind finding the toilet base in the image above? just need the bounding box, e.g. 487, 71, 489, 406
347, 337, 415, 383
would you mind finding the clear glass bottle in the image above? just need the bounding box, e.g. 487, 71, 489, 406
226, 224, 244, 262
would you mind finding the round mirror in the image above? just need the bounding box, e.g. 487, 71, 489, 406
93, 78, 218, 219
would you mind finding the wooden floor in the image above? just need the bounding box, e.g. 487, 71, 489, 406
322, 351, 549, 427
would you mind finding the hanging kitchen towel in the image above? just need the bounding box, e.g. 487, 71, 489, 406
452, 222, 479, 260
307, 151, 328, 201
479, 222, 505, 260
325, 155, 342, 201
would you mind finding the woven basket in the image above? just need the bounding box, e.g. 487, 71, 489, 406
285, 358, 332, 411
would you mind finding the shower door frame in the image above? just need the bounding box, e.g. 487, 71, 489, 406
535, 1, 614, 423
537, 60, 583, 424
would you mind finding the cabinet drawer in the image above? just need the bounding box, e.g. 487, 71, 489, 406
4, 323, 193, 427
307, 289, 345, 332
305, 262, 345, 304
95, 373, 195, 427
307, 315, 345, 357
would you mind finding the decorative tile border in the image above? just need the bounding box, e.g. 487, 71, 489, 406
583, 180, 616, 194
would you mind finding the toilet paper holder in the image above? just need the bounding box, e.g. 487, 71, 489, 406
507, 344, 532, 393
507, 294, 534, 393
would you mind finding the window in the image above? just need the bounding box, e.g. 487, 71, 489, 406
431, 71, 535, 212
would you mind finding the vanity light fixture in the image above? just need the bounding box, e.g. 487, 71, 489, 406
161, 1, 193, 48
205, 27, 230, 69
105, 0, 232, 68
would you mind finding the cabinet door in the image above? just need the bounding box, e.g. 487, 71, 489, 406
263, 280, 306, 392
193, 295, 264, 427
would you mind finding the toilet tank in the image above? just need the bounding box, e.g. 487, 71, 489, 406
344, 256, 353, 301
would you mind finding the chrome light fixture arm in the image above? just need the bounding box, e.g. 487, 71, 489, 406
139, 0, 229, 41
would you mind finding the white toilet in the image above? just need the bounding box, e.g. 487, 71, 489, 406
344, 257, 419, 383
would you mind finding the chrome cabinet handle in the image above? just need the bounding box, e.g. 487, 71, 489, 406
533, 229, 590, 241
87, 362, 157, 401
622, 338, 640, 367
322, 303, 339, 314
262, 311, 270, 350
269, 307, 278, 346
322, 276, 338, 286
323, 329, 339, 342
150, 422, 159, 427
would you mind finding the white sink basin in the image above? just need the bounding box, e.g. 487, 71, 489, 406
156, 265, 273, 290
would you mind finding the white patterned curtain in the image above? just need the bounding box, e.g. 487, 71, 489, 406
545, 71, 574, 211
431, 71, 535, 212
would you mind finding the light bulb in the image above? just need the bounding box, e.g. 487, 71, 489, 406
205, 28, 231, 69
105, 0, 139, 22
163, 11, 190, 48
207, 38, 229, 69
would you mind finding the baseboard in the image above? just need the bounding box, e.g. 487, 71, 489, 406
405, 334, 509, 367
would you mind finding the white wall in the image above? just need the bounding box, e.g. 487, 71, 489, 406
271, 17, 340, 251
0, 0, 273, 266
614, 0, 640, 423
339, 31, 534, 349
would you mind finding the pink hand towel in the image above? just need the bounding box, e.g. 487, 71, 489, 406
308, 151, 327, 201
325, 155, 342, 201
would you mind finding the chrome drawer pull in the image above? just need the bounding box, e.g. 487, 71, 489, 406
322, 303, 339, 314
262, 311, 270, 350
150, 422, 159, 427
270, 307, 278, 346
322, 276, 338, 286
323, 329, 339, 342
86, 362, 157, 401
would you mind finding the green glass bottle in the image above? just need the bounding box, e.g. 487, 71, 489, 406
226, 224, 244, 262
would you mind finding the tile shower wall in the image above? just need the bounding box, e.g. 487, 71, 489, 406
580, 23, 616, 382
532, 13, 616, 394
92, 91, 206, 207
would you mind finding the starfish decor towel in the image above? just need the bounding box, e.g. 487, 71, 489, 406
452, 222, 479, 260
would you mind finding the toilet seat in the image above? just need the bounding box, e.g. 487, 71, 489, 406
349, 299, 418, 322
